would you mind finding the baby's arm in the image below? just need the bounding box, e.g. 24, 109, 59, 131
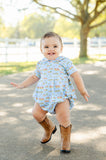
71, 71, 89, 101
11, 75, 39, 89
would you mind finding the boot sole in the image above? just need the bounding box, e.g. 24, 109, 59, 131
41, 126, 57, 144
60, 150, 71, 153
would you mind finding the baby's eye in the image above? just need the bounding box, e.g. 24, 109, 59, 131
54, 45, 58, 48
44, 46, 49, 48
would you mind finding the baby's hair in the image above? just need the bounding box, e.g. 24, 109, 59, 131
40, 32, 63, 48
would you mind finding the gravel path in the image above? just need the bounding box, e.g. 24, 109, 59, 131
0, 61, 106, 160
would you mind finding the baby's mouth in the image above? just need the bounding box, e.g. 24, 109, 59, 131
48, 52, 55, 56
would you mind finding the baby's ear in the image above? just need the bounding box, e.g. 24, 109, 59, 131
61, 45, 63, 52
40, 47, 43, 53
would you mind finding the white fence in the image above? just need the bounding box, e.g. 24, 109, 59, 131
0, 38, 106, 63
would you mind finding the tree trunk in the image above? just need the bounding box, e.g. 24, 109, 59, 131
80, 25, 89, 57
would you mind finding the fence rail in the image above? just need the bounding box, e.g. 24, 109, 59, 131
0, 38, 106, 63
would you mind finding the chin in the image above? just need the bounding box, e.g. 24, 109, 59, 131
48, 58, 55, 60
49, 55, 59, 60
49, 57, 57, 60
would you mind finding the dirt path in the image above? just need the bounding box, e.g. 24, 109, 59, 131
0, 62, 106, 160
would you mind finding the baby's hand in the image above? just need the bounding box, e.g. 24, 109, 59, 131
10, 82, 24, 89
81, 89, 90, 102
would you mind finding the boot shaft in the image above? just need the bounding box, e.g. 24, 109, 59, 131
39, 116, 54, 131
60, 124, 72, 153
39, 116, 57, 143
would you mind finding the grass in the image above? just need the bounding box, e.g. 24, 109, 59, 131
72, 54, 106, 65
0, 55, 106, 76
0, 62, 37, 76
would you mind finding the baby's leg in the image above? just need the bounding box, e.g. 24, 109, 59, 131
55, 99, 72, 153
32, 103, 57, 143
32, 103, 47, 122
55, 99, 71, 127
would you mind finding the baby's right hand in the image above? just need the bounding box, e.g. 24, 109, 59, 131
81, 89, 90, 102
10, 82, 24, 89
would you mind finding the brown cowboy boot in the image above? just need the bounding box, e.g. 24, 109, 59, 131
39, 116, 57, 144
60, 124, 72, 153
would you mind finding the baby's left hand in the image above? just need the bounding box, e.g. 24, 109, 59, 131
81, 89, 90, 102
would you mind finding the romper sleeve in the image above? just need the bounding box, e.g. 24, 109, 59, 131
64, 58, 77, 76
33, 62, 41, 79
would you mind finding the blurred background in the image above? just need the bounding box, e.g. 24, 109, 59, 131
0, 0, 106, 63
0, 2, 106, 160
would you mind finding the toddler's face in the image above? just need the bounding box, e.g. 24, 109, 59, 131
40, 37, 63, 60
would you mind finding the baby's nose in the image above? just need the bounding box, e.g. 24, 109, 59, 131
49, 47, 54, 51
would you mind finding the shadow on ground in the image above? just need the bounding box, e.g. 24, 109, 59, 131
0, 62, 106, 160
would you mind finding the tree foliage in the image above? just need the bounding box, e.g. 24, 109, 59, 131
0, 13, 55, 39
54, 16, 80, 38
20, 13, 55, 38
33, 0, 106, 57
0, 11, 105, 39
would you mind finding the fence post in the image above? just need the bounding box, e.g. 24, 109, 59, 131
25, 37, 28, 62
74, 38, 78, 56
5, 38, 8, 63
98, 38, 102, 55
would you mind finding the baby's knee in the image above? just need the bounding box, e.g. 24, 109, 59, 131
32, 108, 38, 120
32, 108, 46, 122
56, 112, 70, 127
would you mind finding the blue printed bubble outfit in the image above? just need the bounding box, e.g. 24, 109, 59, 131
33, 56, 77, 114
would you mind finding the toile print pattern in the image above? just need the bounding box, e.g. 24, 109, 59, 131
33, 56, 77, 114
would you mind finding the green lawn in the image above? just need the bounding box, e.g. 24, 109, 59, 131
72, 55, 106, 64
0, 62, 37, 76
0, 55, 106, 76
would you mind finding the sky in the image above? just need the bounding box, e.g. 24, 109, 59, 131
1, 0, 37, 26
0, 0, 74, 26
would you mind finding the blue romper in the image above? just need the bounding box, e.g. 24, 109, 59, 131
33, 56, 77, 114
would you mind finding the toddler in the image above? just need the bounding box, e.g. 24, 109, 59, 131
11, 32, 89, 153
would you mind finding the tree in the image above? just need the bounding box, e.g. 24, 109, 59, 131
89, 11, 106, 37
54, 16, 80, 39
20, 13, 55, 38
89, 23, 106, 37
33, 0, 106, 57
0, 12, 55, 39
